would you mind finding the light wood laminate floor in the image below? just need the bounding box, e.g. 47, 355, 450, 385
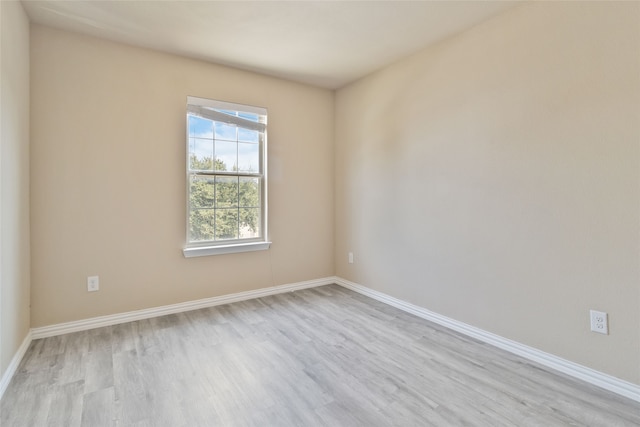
1, 285, 639, 426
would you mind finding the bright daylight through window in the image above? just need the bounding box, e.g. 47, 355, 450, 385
183, 96, 269, 257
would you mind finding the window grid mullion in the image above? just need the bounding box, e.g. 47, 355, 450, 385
191, 171, 262, 178
213, 175, 217, 240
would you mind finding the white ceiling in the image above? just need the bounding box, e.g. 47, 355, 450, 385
22, 0, 519, 89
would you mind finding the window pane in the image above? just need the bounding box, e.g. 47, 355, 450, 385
215, 140, 237, 171
239, 177, 260, 208
215, 209, 239, 240
190, 176, 215, 208
189, 209, 215, 242
238, 143, 259, 173
238, 128, 259, 143
215, 176, 238, 208
214, 122, 237, 141
189, 138, 214, 170
239, 208, 260, 238
189, 115, 213, 138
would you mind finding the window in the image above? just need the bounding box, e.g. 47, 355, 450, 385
183, 96, 270, 257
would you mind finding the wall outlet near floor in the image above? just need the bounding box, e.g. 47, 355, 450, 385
590, 310, 608, 335
87, 276, 100, 292
348, 252, 354, 264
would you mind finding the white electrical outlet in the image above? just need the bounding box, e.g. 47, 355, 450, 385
348, 252, 354, 264
590, 310, 608, 335
87, 276, 100, 292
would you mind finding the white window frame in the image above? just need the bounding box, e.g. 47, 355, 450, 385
183, 96, 270, 258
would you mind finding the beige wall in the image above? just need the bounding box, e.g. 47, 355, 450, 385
335, 2, 640, 384
0, 0, 31, 377
30, 26, 334, 327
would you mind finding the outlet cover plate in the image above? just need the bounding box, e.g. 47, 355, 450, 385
87, 276, 99, 292
590, 310, 608, 335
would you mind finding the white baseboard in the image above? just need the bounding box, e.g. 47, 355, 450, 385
334, 277, 640, 403
31, 277, 335, 339
0, 330, 32, 401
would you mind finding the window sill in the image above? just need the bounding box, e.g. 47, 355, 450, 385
183, 241, 271, 258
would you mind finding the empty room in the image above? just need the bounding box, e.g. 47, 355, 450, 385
1, 0, 639, 425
